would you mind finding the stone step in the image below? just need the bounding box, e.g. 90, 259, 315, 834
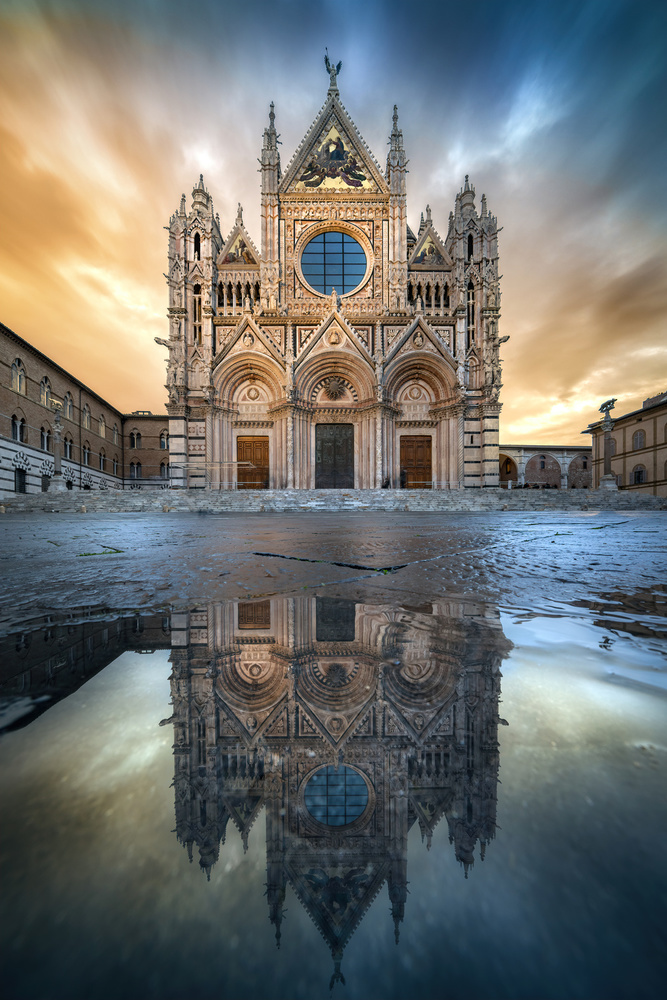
1, 487, 664, 514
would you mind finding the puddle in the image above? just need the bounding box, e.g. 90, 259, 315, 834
1, 592, 666, 1000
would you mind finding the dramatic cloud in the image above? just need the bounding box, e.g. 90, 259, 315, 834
0, 0, 665, 438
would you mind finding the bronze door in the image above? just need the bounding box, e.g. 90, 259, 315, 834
237, 436, 269, 489
400, 435, 432, 488
315, 424, 354, 489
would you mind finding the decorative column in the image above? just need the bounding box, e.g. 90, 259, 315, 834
50, 400, 68, 492
598, 398, 618, 490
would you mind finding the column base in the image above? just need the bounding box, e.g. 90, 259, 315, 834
598, 474, 618, 491
50, 474, 69, 492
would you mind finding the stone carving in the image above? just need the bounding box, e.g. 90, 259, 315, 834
323, 376, 347, 400
163, 67, 502, 489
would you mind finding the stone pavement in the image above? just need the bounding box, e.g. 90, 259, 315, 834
1, 487, 664, 514
1, 507, 666, 631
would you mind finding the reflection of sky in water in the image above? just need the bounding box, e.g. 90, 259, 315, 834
1, 599, 666, 1000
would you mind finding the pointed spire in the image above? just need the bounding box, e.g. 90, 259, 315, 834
418, 211, 426, 236
197, 173, 205, 190
389, 104, 404, 151
179, 193, 186, 216
263, 101, 278, 151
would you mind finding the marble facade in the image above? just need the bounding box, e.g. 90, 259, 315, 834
162, 64, 505, 489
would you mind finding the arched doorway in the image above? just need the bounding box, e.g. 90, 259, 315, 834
499, 454, 517, 488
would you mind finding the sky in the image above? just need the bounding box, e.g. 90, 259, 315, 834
0, 0, 666, 442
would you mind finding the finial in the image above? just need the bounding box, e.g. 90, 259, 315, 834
393, 104, 398, 128
198, 173, 205, 190
324, 49, 342, 91
180, 193, 186, 214
465, 174, 469, 188
269, 100, 275, 126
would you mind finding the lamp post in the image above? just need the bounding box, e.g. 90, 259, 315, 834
50, 399, 68, 492
598, 398, 618, 491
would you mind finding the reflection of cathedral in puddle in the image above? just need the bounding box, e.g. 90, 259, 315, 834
167, 599, 511, 985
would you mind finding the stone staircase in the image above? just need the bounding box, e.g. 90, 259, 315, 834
1, 488, 665, 514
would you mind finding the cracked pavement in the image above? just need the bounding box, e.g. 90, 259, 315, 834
1, 509, 665, 632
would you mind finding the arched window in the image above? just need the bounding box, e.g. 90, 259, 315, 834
632, 429, 645, 450
112, 424, 119, 445
467, 281, 475, 332
11, 359, 26, 394
194, 231, 201, 261
467, 233, 474, 260
160, 461, 169, 479
112, 456, 118, 476
11, 415, 19, 441
17, 418, 27, 443
63, 393, 74, 420
632, 465, 646, 484
130, 461, 142, 479
40, 377, 51, 407
540, 455, 546, 469
160, 430, 169, 449
99, 450, 105, 471
64, 436, 73, 460
217, 281, 224, 307
99, 415, 106, 438
40, 427, 51, 451
82, 442, 90, 466
130, 430, 141, 449
82, 405, 91, 430
193, 284, 202, 345
443, 282, 449, 308
504, 459, 512, 473
583, 458, 588, 469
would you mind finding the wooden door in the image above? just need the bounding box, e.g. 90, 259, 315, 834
400, 435, 432, 488
315, 424, 354, 489
237, 436, 269, 489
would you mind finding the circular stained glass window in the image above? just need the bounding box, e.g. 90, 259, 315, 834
304, 764, 369, 827
300, 230, 367, 295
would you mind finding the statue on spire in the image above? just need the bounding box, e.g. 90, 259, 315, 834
324, 49, 342, 89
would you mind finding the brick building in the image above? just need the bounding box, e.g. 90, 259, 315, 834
584, 392, 667, 497
498, 444, 592, 489
1, 322, 170, 496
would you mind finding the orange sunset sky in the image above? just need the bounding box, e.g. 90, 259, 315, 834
1, 0, 666, 442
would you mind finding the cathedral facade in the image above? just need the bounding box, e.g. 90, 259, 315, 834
162, 63, 504, 490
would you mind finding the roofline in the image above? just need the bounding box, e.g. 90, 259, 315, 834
499, 443, 591, 450
1, 321, 167, 419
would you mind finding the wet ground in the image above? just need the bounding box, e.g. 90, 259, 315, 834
1, 511, 666, 999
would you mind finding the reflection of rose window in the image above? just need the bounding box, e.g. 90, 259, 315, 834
304, 765, 368, 827
323, 376, 346, 400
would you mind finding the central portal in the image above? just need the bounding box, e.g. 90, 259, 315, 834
315, 424, 354, 489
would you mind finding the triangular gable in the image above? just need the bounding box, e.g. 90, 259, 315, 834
188, 262, 206, 281
385, 316, 455, 365
408, 228, 452, 269
218, 227, 260, 268
410, 788, 453, 839
281, 93, 388, 194
212, 314, 285, 370
296, 690, 375, 748
287, 861, 389, 955
296, 309, 374, 367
